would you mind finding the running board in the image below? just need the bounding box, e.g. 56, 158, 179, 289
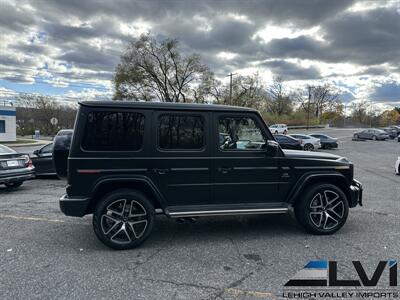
168, 207, 289, 218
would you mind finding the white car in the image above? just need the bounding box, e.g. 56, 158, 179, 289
289, 134, 321, 151
395, 157, 400, 175
269, 124, 288, 134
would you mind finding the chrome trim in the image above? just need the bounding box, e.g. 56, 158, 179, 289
169, 207, 289, 217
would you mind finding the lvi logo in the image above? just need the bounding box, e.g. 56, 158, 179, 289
284, 260, 397, 287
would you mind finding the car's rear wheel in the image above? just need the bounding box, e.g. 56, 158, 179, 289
304, 143, 314, 151
5, 181, 23, 189
93, 189, 155, 250
295, 184, 349, 235
372, 135, 377, 141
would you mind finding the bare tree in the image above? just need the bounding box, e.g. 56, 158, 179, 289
266, 77, 292, 116
114, 33, 210, 102
16, 94, 76, 135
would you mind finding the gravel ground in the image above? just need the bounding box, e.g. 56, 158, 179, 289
1, 128, 399, 300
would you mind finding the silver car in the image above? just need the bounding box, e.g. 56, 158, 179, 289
289, 134, 321, 151
353, 128, 389, 140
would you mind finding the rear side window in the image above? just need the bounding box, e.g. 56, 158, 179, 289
158, 114, 205, 150
82, 111, 145, 151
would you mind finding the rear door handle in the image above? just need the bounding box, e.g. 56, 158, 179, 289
153, 168, 169, 175
218, 167, 233, 174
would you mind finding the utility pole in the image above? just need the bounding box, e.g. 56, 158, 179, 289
343, 103, 347, 128
369, 101, 373, 127
227, 73, 237, 105
307, 85, 312, 130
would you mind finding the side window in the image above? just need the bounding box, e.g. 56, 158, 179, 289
158, 114, 205, 150
0, 120, 5, 133
218, 116, 266, 151
82, 111, 145, 151
41, 144, 53, 154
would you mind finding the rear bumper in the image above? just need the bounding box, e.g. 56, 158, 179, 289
349, 179, 363, 207
59, 194, 89, 217
0, 168, 35, 184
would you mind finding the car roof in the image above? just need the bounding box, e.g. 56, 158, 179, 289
79, 101, 257, 112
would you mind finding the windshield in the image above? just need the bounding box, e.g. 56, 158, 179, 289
0, 144, 16, 154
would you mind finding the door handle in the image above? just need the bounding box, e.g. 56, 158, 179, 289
153, 168, 169, 175
218, 167, 233, 174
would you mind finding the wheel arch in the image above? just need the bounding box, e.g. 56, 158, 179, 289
86, 176, 166, 214
288, 172, 351, 206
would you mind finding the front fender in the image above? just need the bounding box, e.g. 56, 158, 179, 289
287, 172, 351, 205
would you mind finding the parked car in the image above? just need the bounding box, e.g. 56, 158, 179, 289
274, 134, 303, 150
353, 129, 389, 140
382, 127, 398, 139
289, 134, 321, 151
0, 144, 35, 189
31, 143, 56, 175
309, 134, 338, 149
395, 157, 400, 175
388, 125, 400, 136
53, 129, 73, 178
269, 124, 288, 134
56, 101, 362, 250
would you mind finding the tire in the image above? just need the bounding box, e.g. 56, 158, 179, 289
93, 189, 155, 250
283, 130, 287, 135
5, 181, 23, 189
275, 130, 278, 134
354, 134, 359, 139
372, 135, 377, 141
304, 143, 314, 151
295, 184, 349, 235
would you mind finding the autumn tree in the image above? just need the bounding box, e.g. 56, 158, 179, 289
114, 33, 211, 102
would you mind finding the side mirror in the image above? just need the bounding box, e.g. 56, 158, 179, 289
33, 149, 40, 156
264, 140, 280, 156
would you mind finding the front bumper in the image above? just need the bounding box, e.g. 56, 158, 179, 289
349, 179, 363, 207
0, 168, 35, 184
59, 194, 89, 217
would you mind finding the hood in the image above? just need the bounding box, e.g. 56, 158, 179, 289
283, 149, 341, 160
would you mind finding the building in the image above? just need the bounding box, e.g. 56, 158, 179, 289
0, 106, 16, 142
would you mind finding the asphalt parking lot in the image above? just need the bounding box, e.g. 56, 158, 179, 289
1, 128, 399, 300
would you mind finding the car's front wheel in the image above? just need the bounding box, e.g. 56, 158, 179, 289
372, 135, 377, 141
295, 184, 349, 235
93, 189, 155, 250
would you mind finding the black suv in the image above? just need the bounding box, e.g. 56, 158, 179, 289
55, 101, 362, 250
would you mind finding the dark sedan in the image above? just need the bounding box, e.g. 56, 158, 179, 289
382, 127, 398, 139
31, 143, 56, 175
0, 144, 35, 189
274, 134, 303, 150
353, 128, 389, 140
309, 133, 338, 149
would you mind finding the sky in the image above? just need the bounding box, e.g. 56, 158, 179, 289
1, 0, 400, 109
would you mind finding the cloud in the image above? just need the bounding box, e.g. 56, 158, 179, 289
0, 0, 399, 106
261, 60, 321, 80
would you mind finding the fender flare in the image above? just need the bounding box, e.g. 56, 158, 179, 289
90, 175, 167, 209
287, 172, 350, 205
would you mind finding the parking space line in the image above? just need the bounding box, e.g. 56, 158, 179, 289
0, 214, 65, 223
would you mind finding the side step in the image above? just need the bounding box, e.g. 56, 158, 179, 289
167, 204, 290, 218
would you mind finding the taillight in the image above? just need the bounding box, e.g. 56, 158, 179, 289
23, 155, 32, 167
